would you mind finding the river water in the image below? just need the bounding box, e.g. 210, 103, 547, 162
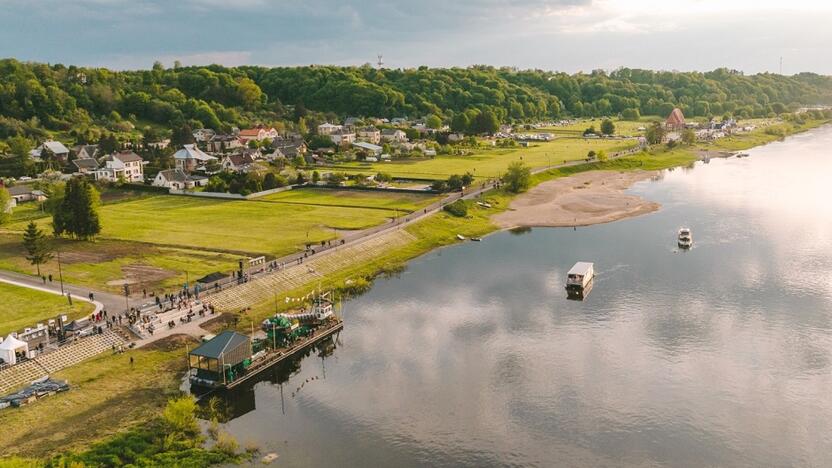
218, 126, 832, 467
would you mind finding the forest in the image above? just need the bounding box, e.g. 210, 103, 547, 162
1, 58, 832, 146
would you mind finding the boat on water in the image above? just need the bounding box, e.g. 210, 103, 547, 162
471, 237, 482, 242
735, 152, 750, 158
678, 227, 693, 249
565, 262, 594, 292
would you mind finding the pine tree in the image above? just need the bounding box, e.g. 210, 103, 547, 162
53, 178, 101, 240
23, 221, 53, 276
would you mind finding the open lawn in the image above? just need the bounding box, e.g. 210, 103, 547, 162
530, 117, 659, 137
0, 234, 241, 295
0, 282, 93, 337
328, 137, 636, 180
259, 188, 440, 211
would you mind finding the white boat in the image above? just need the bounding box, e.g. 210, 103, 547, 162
565, 262, 594, 291
678, 227, 692, 249
456, 234, 466, 240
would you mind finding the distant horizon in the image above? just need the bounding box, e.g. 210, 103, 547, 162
2, 56, 828, 78
2, 0, 831, 75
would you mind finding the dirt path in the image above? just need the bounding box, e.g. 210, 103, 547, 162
492, 170, 660, 228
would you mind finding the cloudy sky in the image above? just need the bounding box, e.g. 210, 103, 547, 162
1, 0, 831, 74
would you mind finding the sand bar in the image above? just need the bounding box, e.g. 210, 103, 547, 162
492, 170, 660, 228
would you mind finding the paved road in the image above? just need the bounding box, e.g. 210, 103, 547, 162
0, 269, 120, 315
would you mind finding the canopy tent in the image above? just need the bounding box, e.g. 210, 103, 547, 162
0, 335, 29, 365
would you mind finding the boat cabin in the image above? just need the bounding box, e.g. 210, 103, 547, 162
188, 331, 252, 388
566, 262, 594, 290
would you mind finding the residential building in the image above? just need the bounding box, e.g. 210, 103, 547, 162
357, 126, 381, 144
381, 129, 408, 143
30, 141, 70, 162
7, 185, 47, 204
153, 169, 208, 190
72, 157, 99, 174
206, 134, 243, 153
193, 128, 216, 142
73, 144, 100, 160
220, 153, 256, 172
95, 151, 145, 183
269, 139, 307, 160
352, 141, 383, 156
317, 123, 343, 135
329, 131, 356, 145
343, 117, 361, 132
173, 144, 217, 173
238, 127, 278, 143
146, 139, 170, 150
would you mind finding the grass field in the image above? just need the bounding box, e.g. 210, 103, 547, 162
0, 282, 93, 337
259, 188, 440, 211
329, 137, 636, 180
530, 117, 658, 137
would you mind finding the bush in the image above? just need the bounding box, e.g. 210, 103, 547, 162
443, 199, 468, 217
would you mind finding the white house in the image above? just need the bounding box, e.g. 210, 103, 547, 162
329, 131, 355, 145
95, 151, 145, 183
381, 129, 408, 143
153, 169, 208, 190
317, 123, 343, 135
73, 144, 100, 160
173, 145, 217, 173
220, 153, 255, 173
193, 128, 216, 142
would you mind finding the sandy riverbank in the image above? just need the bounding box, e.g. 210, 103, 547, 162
492, 170, 660, 228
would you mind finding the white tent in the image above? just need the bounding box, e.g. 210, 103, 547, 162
0, 334, 28, 365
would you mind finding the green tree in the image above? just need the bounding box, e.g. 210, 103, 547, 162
53, 177, 101, 240
450, 113, 470, 134
292, 155, 306, 168
7, 136, 34, 176
600, 119, 615, 135
426, 114, 442, 129
472, 110, 499, 134
236, 78, 263, 110
22, 221, 53, 276
170, 123, 195, 148
681, 128, 696, 145
98, 134, 120, 154
312, 170, 320, 184
621, 108, 641, 121
645, 122, 666, 145
0, 187, 11, 225
503, 161, 531, 193
583, 126, 597, 136
597, 150, 608, 162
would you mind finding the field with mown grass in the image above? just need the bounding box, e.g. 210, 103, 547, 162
328, 136, 637, 180
529, 116, 660, 137
0, 282, 94, 337
258, 187, 440, 211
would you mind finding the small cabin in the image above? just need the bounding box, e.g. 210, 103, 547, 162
188, 331, 252, 387
566, 262, 594, 289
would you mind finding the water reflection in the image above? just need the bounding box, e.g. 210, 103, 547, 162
214, 126, 832, 467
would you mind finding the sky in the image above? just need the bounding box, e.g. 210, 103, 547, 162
1, 0, 831, 74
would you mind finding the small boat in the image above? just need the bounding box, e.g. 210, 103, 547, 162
476, 202, 493, 208
471, 237, 482, 242
678, 227, 692, 249
735, 152, 750, 158
565, 262, 594, 292
456, 234, 466, 240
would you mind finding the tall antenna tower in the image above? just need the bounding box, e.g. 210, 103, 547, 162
377, 53, 384, 69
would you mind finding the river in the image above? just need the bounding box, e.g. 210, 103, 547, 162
216, 126, 832, 467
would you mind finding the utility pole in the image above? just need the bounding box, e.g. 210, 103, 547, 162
779, 56, 783, 75
57, 251, 65, 295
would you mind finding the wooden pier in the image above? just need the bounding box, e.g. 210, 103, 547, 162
223, 320, 343, 390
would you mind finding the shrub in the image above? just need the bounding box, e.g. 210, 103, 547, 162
443, 199, 468, 217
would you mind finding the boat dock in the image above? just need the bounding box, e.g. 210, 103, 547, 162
188, 319, 343, 391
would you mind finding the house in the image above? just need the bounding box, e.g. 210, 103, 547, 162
391, 117, 409, 126
173, 145, 217, 173
448, 133, 465, 142
381, 129, 408, 143
7, 185, 47, 204
357, 126, 381, 144
352, 141, 383, 156
95, 151, 145, 183
153, 169, 208, 190
329, 131, 355, 145
146, 139, 170, 150
343, 117, 361, 132
193, 128, 216, 142
30, 141, 70, 162
665, 108, 686, 131
317, 123, 343, 135
73, 144, 100, 160
270, 139, 307, 160
72, 157, 99, 174
206, 134, 243, 153
220, 153, 256, 172
238, 127, 278, 143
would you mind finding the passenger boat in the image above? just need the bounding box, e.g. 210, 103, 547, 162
565, 262, 594, 292
678, 227, 693, 249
